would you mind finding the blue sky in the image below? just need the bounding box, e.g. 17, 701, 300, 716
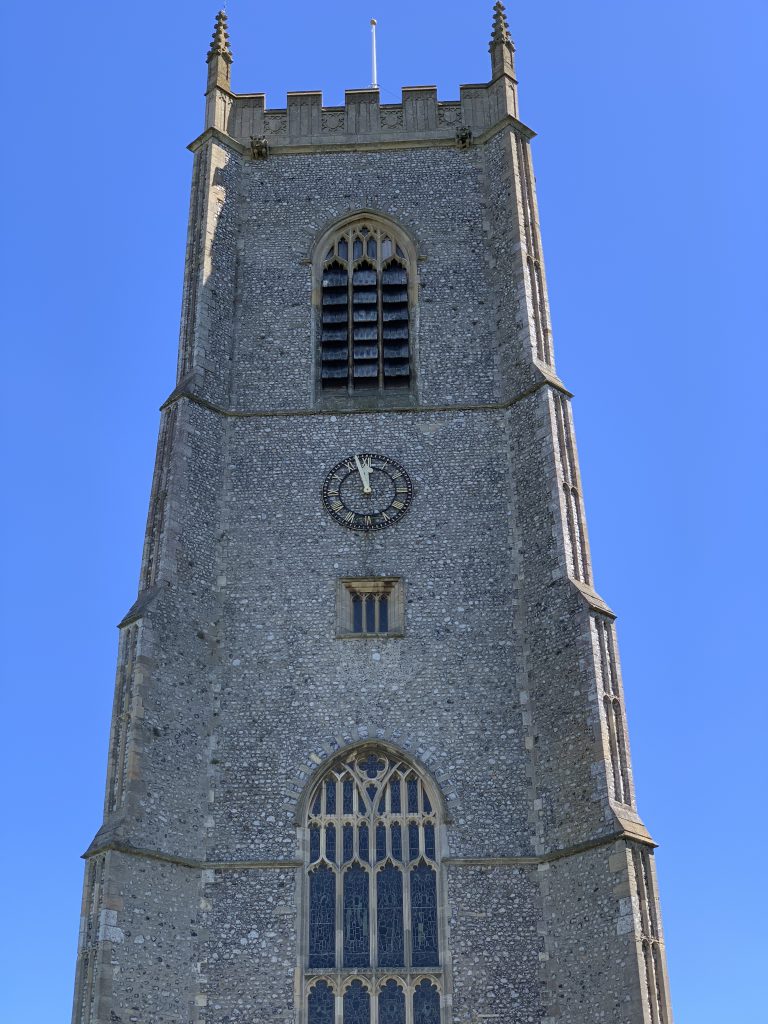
1, 1, 766, 1020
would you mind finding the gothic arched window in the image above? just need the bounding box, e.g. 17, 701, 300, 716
303, 747, 445, 1024
318, 221, 413, 395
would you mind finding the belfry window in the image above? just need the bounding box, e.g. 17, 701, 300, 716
303, 748, 444, 1024
319, 223, 412, 393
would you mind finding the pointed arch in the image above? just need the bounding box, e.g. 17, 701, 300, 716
312, 213, 419, 398
300, 743, 447, 1024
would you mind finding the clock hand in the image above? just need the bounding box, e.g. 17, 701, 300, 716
354, 454, 372, 495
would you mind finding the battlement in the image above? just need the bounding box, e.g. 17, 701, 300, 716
202, 80, 527, 154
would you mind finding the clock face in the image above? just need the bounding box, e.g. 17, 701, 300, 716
322, 454, 413, 531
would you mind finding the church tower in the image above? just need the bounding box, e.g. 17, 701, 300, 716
72, 7, 673, 1023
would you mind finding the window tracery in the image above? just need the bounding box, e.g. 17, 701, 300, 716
303, 748, 444, 1024
319, 222, 413, 394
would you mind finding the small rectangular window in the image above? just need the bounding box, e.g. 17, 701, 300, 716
336, 578, 404, 638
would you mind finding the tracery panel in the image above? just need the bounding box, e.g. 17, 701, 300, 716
303, 747, 445, 1023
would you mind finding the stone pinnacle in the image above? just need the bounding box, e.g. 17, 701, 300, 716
207, 9, 233, 63
490, 2, 513, 46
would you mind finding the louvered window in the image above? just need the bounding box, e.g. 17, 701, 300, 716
319, 224, 412, 393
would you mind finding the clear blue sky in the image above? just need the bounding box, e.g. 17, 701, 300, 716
1, 2, 765, 1020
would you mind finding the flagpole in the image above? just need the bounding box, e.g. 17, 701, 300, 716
371, 18, 378, 89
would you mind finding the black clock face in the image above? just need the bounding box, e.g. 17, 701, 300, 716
322, 454, 413, 531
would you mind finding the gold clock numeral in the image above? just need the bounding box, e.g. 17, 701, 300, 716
364, 515, 373, 528
330, 501, 344, 512
343, 511, 356, 525
380, 510, 391, 522
392, 500, 405, 511
395, 487, 409, 494
327, 489, 339, 496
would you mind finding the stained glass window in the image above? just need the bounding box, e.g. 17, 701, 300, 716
413, 980, 440, 1024
325, 824, 336, 863
304, 750, 443, 1021
377, 866, 404, 967
309, 867, 335, 968
359, 823, 369, 862
379, 980, 405, 1024
409, 823, 420, 861
411, 865, 439, 967
376, 823, 387, 861
308, 981, 335, 1024
343, 866, 369, 967
319, 222, 412, 393
424, 822, 436, 860
343, 980, 370, 1024
343, 824, 354, 863
310, 824, 320, 862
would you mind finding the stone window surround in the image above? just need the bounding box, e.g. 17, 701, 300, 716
336, 577, 405, 639
298, 744, 450, 1024
312, 212, 420, 411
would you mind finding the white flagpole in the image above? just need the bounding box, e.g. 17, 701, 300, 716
371, 18, 379, 89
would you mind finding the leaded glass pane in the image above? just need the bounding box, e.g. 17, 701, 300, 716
353, 238, 364, 260
343, 980, 370, 1024
365, 595, 376, 633
413, 980, 440, 1024
391, 823, 402, 861
311, 791, 322, 815
423, 791, 432, 814
379, 980, 405, 1024
343, 779, 354, 813
352, 595, 363, 633
379, 595, 389, 632
361, 754, 383, 778
326, 779, 337, 814
376, 823, 387, 862
409, 823, 419, 860
308, 980, 335, 1024
359, 823, 369, 862
411, 865, 439, 966
390, 778, 401, 812
424, 822, 436, 860
377, 866, 404, 967
325, 824, 336, 863
407, 778, 418, 813
343, 866, 370, 967
343, 824, 354, 863
310, 824, 320, 862
338, 238, 348, 260
309, 867, 335, 968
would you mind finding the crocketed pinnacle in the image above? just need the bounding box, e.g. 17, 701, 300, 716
490, 2, 513, 46
207, 10, 233, 63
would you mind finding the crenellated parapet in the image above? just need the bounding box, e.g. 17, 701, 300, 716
199, 79, 529, 154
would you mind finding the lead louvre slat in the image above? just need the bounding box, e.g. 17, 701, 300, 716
353, 345, 379, 359
383, 344, 410, 359
321, 348, 349, 362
